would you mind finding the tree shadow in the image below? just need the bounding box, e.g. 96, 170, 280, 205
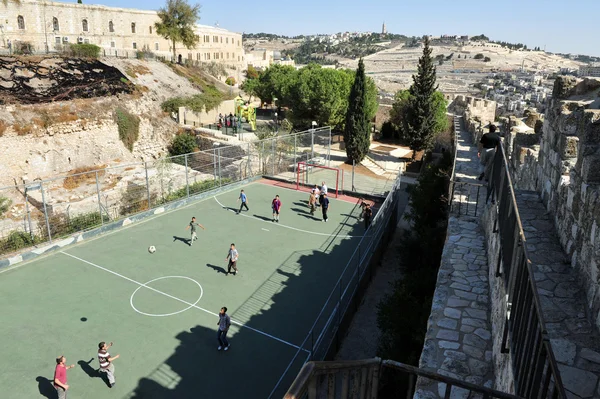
206, 263, 227, 274
78, 358, 111, 388
173, 236, 191, 246
35, 376, 56, 399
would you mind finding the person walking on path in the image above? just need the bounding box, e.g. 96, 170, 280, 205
225, 243, 239, 275
217, 307, 231, 351
321, 193, 330, 222
98, 341, 119, 388
478, 124, 500, 181
53, 355, 75, 399
272, 195, 282, 222
237, 190, 249, 213
308, 190, 316, 215
363, 203, 373, 229
185, 217, 205, 246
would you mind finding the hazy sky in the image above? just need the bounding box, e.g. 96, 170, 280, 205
63, 0, 599, 56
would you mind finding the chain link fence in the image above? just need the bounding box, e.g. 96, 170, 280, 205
0, 127, 334, 258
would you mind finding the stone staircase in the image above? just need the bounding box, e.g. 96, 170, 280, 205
361, 155, 388, 176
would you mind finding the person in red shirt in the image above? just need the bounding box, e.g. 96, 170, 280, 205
271, 195, 282, 222
54, 355, 75, 399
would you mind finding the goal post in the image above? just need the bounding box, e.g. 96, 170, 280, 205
296, 161, 340, 198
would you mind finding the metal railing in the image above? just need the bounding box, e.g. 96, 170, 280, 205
268, 169, 405, 397
285, 358, 520, 399
488, 144, 566, 399
0, 128, 333, 258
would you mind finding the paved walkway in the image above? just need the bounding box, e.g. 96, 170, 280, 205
516, 191, 600, 398
417, 116, 495, 396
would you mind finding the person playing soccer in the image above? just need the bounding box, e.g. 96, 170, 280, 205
237, 190, 249, 214
97, 341, 119, 388
364, 203, 373, 229
308, 190, 316, 215
185, 217, 205, 246
217, 307, 231, 351
272, 195, 282, 222
53, 355, 75, 399
313, 185, 321, 208
225, 243, 239, 275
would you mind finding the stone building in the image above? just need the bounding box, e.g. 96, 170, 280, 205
0, 0, 245, 70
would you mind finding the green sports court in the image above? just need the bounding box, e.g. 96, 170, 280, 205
0, 179, 376, 398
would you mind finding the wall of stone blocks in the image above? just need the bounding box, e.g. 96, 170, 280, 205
461, 96, 497, 145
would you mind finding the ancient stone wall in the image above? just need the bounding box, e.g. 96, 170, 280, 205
452, 96, 497, 144
503, 76, 600, 329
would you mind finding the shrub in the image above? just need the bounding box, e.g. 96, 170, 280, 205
161, 88, 224, 115
474, 53, 484, 59
63, 166, 105, 190
68, 43, 101, 58
0, 231, 40, 255
120, 182, 152, 216
114, 107, 140, 151
0, 196, 12, 217
37, 211, 108, 240
0, 120, 7, 136
168, 132, 198, 157
161, 97, 188, 114
380, 121, 397, 140
13, 123, 34, 135
225, 76, 236, 86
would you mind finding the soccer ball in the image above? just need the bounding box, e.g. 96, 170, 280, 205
148, 246, 156, 254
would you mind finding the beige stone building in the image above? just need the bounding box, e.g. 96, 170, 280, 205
0, 0, 245, 71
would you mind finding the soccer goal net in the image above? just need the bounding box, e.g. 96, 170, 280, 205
296, 162, 340, 198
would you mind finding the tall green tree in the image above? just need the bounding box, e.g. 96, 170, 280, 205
403, 37, 439, 159
344, 58, 371, 163
254, 64, 297, 106
155, 0, 201, 61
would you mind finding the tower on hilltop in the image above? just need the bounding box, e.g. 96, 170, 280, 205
382, 21, 387, 35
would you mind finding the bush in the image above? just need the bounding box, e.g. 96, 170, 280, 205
114, 107, 140, 151
161, 88, 224, 115
169, 132, 198, 157
380, 121, 397, 140
484, 56, 491, 62
161, 97, 188, 114
0, 231, 40, 255
225, 76, 236, 86
0, 196, 12, 217
68, 43, 101, 58
474, 53, 484, 59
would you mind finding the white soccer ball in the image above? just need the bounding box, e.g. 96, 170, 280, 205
148, 246, 156, 254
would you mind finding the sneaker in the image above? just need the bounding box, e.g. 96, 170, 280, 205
234, 271, 237, 276
224, 345, 230, 351
218, 346, 222, 351
111, 383, 116, 388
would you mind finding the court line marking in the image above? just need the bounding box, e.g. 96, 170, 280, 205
268, 346, 312, 398
130, 276, 203, 317
213, 197, 366, 239
261, 228, 270, 232
61, 251, 308, 352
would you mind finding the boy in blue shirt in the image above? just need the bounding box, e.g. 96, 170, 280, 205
237, 190, 249, 214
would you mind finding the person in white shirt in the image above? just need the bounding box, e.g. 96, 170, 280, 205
313, 185, 321, 207
321, 181, 328, 196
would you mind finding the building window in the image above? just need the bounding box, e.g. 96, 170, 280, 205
82, 19, 88, 32
132, 42, 137, 49
226, 37, 228, 44
149, 26, 153, 34
131, 23, 136, 33
155, 42, 159, 51
52, 17, 59, 32
220, 36, 223, 43
111, 41, 115, 48
109, 21, 114, 32
55, 37, 61, 44
84, 39, 89, 44
17, 15, 25, 30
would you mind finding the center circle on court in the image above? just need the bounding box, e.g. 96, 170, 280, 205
130, 276, 203, 317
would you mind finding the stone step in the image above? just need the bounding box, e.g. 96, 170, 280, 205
360, 157, 387, 176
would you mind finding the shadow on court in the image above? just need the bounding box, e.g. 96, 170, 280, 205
77, 358, 112, 387
172, 236, 191, 246
252, 214, 274, 222
36, 376, 56, 399
205, 263, 227, 274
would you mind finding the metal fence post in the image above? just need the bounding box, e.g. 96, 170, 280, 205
246, 142, 251, 177
184, 154, 190, 198
218, 147, 222, 186
95, 171, 103, 225
25, 192, 34, 240
261, 141, 265, 175
213, 148, 217, 181
352, 160, 356, 192
271, 138, 275, 176
328, 128, 332, 167
311, 129, 315, 161
40, 181, 52, 243
144, 162, 151, 207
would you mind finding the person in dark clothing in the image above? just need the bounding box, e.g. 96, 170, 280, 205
478, 125, 500, 181
363, 203, 373, 229
321, 193, 330, 222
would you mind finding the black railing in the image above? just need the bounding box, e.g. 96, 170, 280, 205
284, 358, 521, 399
488, 145, 566, 399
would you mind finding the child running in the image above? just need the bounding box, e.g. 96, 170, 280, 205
272, 195, 282, 222
185, 217, 205, 246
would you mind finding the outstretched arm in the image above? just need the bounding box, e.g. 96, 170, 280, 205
198, 224, 205, 230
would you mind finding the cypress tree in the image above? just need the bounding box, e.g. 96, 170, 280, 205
404, 37, 438, 159
344, 58, 371, 164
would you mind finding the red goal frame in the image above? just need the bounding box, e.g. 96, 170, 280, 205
296, 162, 340, 198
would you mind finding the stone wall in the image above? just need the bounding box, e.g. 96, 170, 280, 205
452, 96, 497, 144
503, 76, 600, 329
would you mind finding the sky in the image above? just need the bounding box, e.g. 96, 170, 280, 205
63, 0, 599, 57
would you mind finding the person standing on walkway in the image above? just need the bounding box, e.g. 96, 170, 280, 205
478, 125, 500, 181
185, 217, 205, 246
53, 355, 75, 399
237, 190, 249, 213
363, 203, 373, 229
217, 307, 231, 351
272, 195, 282, 222
225, 243, 239, 275
321, 193, 330, 222
313, 185, 321, 208
308, 190, 316, 215
98, 341, 119, 388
